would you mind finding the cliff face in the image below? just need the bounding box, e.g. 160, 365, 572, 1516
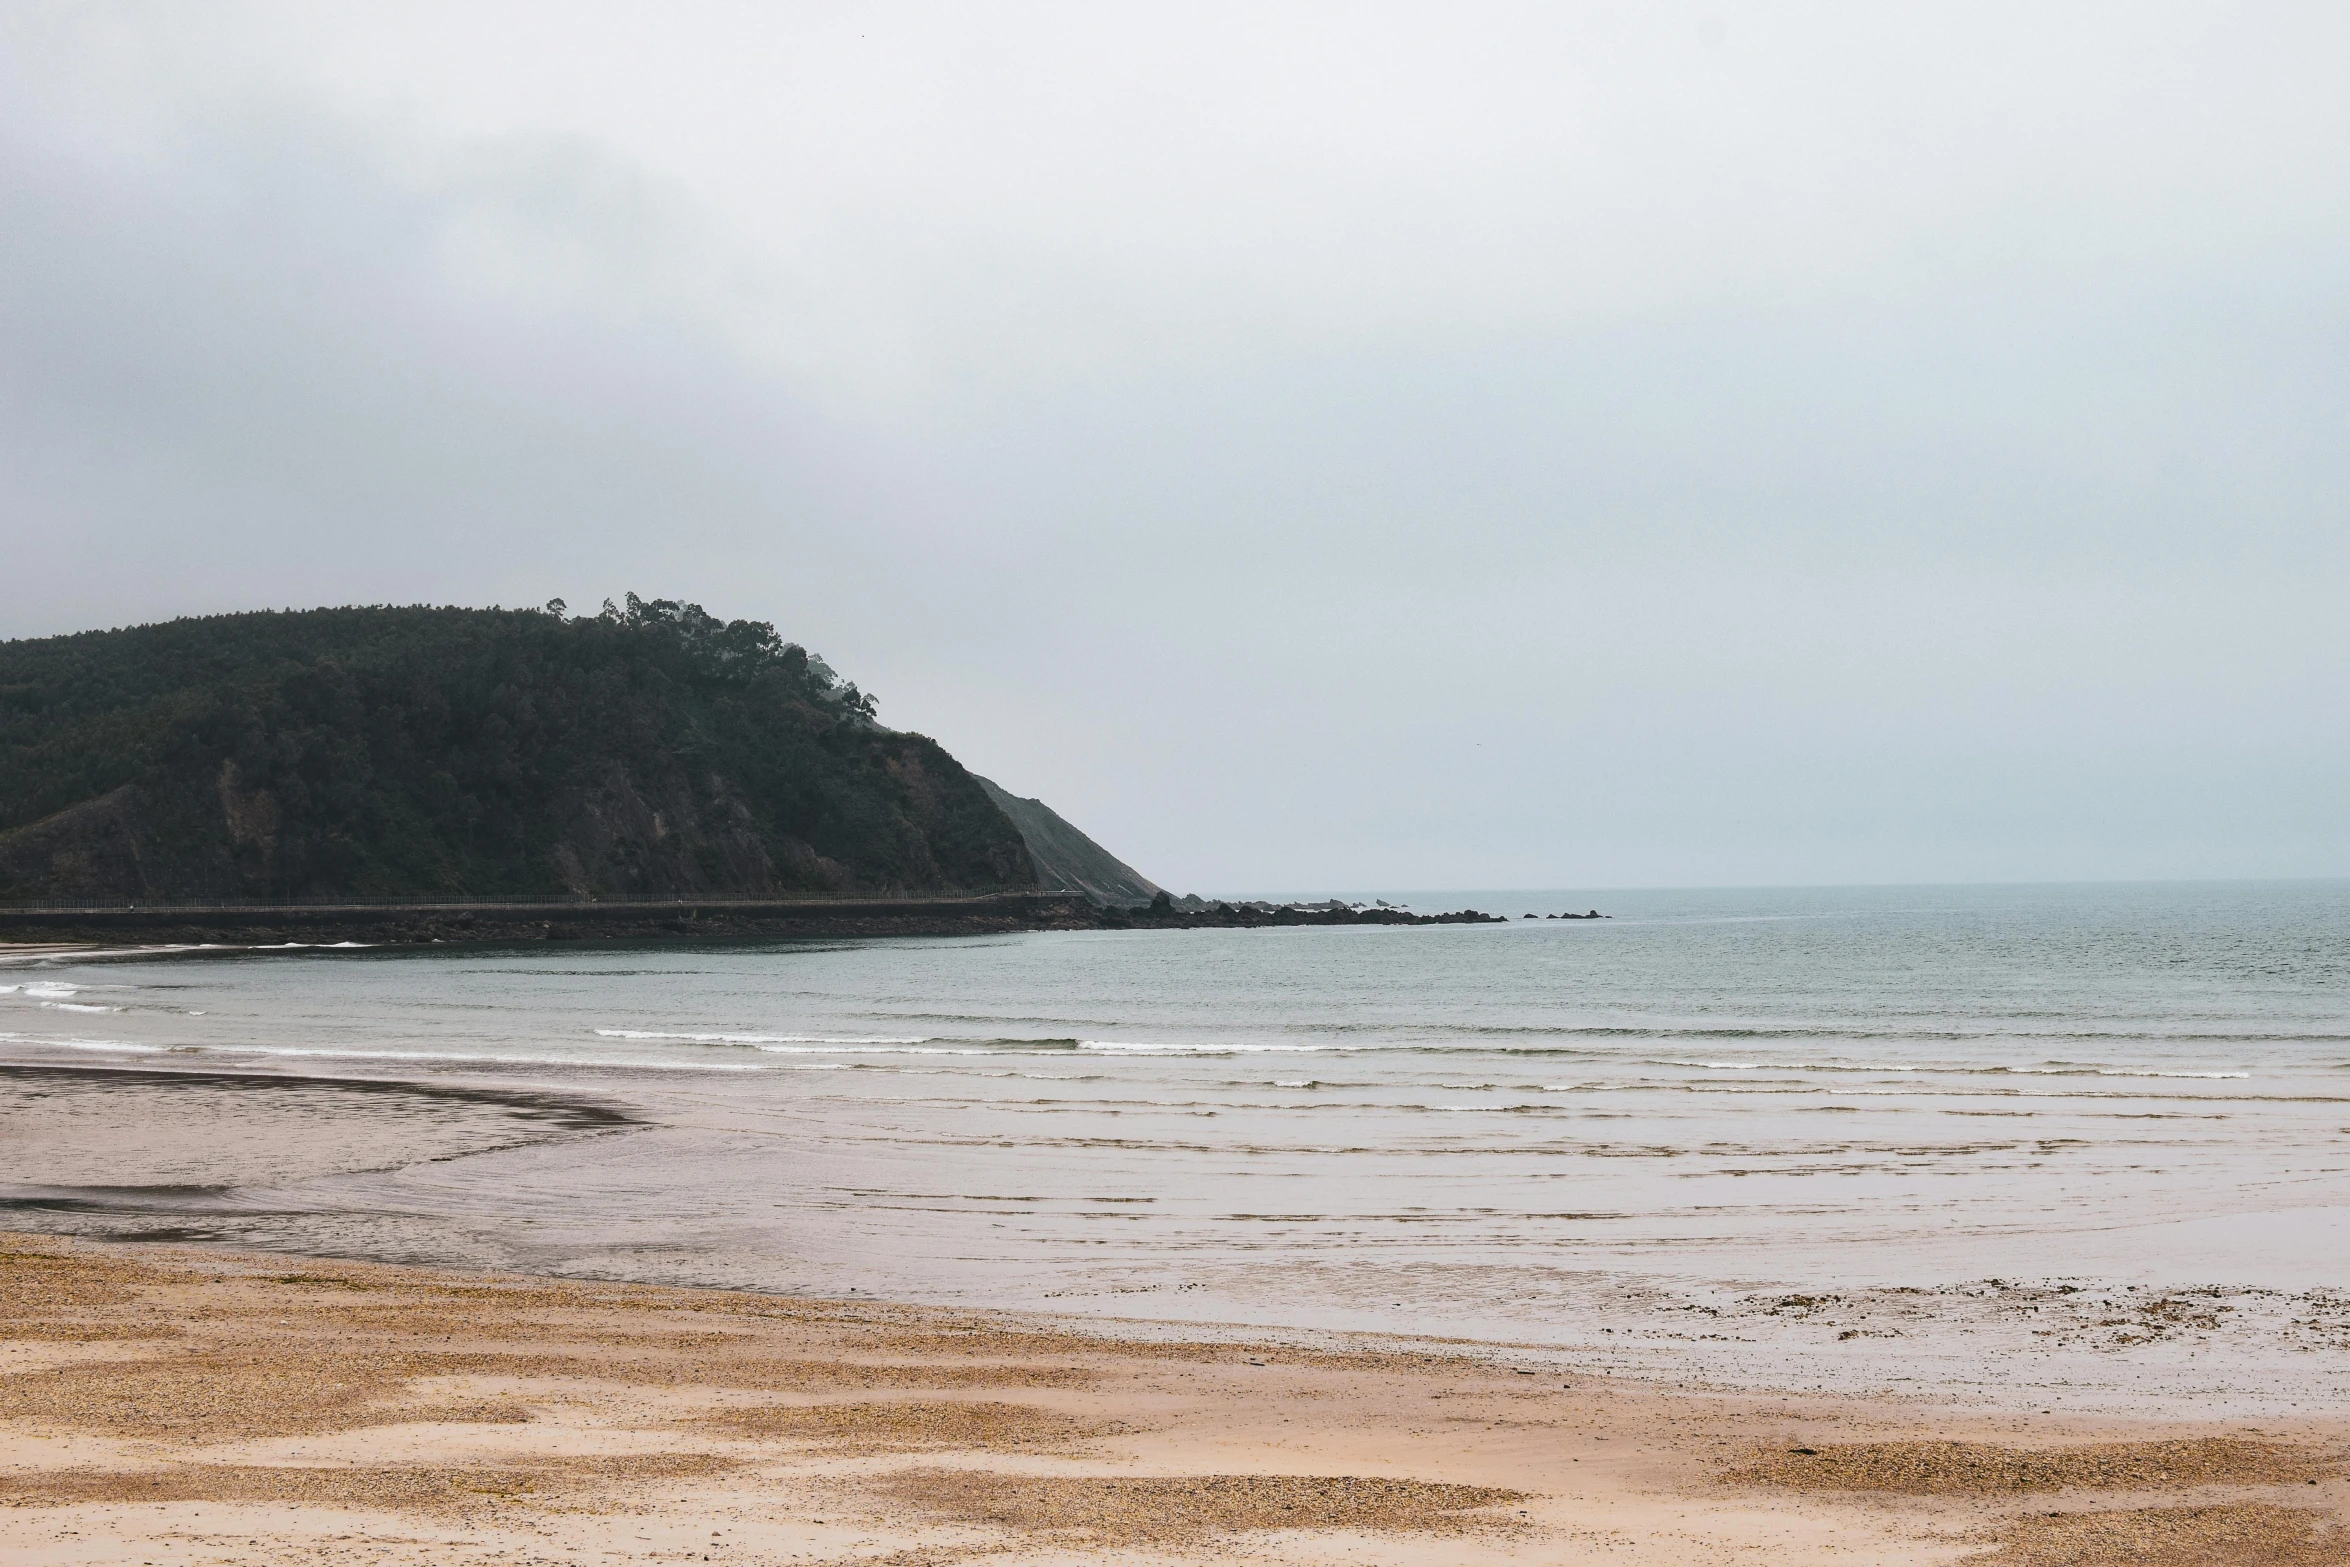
973, 776, 1161, 907
0, 600, 1037, 902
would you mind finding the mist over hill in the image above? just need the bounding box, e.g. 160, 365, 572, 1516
0, 597, 1075, 903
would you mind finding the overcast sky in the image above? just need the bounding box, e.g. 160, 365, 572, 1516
3, 2, 2345, 892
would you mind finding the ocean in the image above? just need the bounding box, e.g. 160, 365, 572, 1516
6, 879, 2347, 1412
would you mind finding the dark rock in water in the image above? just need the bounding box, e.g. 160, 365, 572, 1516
1101, 900, 1506, 930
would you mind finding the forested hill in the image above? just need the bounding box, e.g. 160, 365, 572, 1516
0, 597, 1040, 902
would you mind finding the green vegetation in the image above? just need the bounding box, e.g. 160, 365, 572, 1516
0, 597, 1037, 901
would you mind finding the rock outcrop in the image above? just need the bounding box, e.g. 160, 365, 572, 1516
972, 777, 1162, 907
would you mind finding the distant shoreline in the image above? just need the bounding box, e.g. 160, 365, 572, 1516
0, 891, 1513, 947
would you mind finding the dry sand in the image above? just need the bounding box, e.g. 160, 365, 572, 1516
3, 1234, 2346, 1566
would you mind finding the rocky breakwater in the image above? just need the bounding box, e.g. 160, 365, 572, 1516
1101, 894, 1508, 929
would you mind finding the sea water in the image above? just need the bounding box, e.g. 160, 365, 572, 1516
5, 880, 2347, 1410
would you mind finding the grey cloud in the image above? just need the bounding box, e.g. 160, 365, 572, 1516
0, 107, 875, 619
0, 10, 2345, 890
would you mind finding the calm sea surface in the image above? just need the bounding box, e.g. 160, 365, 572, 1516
6, 880, 2348, 1387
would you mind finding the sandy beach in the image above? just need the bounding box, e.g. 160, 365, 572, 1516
4, 1233, 2345, 1566
7, 0, 2345, 1551
7, 904, 2348, 1563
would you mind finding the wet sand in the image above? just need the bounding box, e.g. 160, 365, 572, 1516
4, 1234, 2346, 1566
10, 1054, 2348, 1424
1, 1064, 631, 1193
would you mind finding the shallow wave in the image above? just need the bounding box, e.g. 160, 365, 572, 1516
594, 1029, 935, 1046
1325, 1022, 1983, 1041
1613, 1055, 2261, 1081
1078, 1040, 1333, 1054
586, 1029, 1348, 1057
1308, 1021, 2350, 1045
757, 1042, 1080, 1056
558, 1026, 2273, 1081
0, 1031, 160, 1054
2095, 1068, 2252, 1079
158, 1042, 769, 1072
2002, 1064, 2254, 1080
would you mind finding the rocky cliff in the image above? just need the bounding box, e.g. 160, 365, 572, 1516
973, 776, 1162, 907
